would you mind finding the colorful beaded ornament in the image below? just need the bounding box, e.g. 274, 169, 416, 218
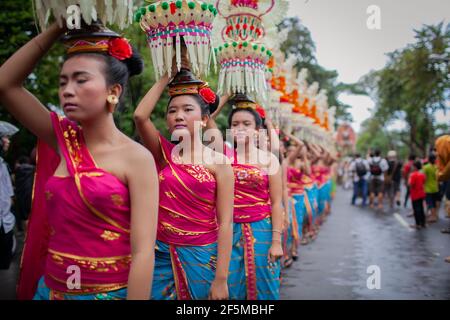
136, 0, 218, 79
214, 0, 288, 101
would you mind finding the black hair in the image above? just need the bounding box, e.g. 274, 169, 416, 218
65, 45, 143, 103
0, 138, 4, 157
355, 153, 361, 158
408, 154, 416, 161
428, 154, 436, 164
374, 149, 381, 157
227, 108, 263, 129
16, 156, 30, 165
168, 93, 219, 117
413, 160, 422, 170
284, 139, 293, 149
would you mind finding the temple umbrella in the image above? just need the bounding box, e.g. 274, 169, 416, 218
0, 121, 19, 137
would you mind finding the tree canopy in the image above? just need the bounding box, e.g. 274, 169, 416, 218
357, 22, 450, 158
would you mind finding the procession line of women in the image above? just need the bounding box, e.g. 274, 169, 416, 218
281, 135, 335, 268
0, 23, 335, 300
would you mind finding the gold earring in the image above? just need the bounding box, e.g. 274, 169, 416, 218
107, 95, 119, 113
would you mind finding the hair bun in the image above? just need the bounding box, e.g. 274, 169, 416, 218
208, 93, 220, 114
124, 45, 144, 77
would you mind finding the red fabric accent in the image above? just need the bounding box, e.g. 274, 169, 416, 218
170, 2, 177, 15
255, 105, 266, 119
409, 171, 426, 201
108, 38, 132, 60
198, 87, 216, 104
17, 140, 59, 299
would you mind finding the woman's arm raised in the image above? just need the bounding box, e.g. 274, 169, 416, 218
205, 94, 230, 132
265, 116, 280, 157
210, 94, 230, 120
285, 133, 304, 162
0, 23, 66, 149
134, 75, 170, 166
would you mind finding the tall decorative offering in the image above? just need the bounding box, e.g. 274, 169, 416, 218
214, 0, 288, 101
136, 0, 218, 79
34, 0, 136, 30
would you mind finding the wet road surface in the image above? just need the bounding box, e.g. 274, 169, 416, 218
280, 187, 450, 299
1, 187, 449, 300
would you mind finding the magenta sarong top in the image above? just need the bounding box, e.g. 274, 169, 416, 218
156, 134, 219, 246
18, 112, 131, 298
224, 146, 271, 223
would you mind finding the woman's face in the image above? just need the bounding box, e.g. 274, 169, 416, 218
279, 143, 286, 156
1, 136, 10, 152
59, 55, 111, 122
166, 95, 205, 138
230, 110, 257, 146
296, 146, 306, 159
286, 145, 297, 157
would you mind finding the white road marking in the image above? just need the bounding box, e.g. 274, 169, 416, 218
394, 213, 414, 231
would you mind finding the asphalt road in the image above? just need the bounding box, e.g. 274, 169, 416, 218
1, 187, 449, 300
280, 187, 450, 299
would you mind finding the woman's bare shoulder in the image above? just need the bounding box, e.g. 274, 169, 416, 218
122, 138, 156, 168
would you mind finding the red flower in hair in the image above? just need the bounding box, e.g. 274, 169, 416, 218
255, 105, 266, 119
108, 38, 132, 60
198, 87, 216, 104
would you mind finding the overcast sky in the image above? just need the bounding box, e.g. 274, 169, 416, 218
285, 0, 450, 132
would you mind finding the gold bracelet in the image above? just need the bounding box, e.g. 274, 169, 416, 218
272, 229, 283, 234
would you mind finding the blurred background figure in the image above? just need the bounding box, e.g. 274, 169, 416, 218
423, 154, 440, 223
384, 150, 403, 209
408, 160, 427, 230
13, 148, 36, 235
349, 153, 370, 207
0, 121, 18, 270
342, 157, 354, 190
402, 154, 417, 209
434, 135, 450, 263
368, 149, 389, 210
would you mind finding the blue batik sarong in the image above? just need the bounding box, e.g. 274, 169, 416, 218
151, 240, 217, 300
228, 218, 281, 300
33, 277, 127, 300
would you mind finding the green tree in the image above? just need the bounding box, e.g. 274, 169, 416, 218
0, 1, 226, 161
358, 22, 450, 157
356, 117, 409, 160
0, 0, 65, 162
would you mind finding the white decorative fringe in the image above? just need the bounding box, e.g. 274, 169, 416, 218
139, 1, 216, 79
33, 0, 134, 30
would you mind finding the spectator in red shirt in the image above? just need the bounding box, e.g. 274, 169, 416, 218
402, 154, 417, 208
408, 161, 426, 229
